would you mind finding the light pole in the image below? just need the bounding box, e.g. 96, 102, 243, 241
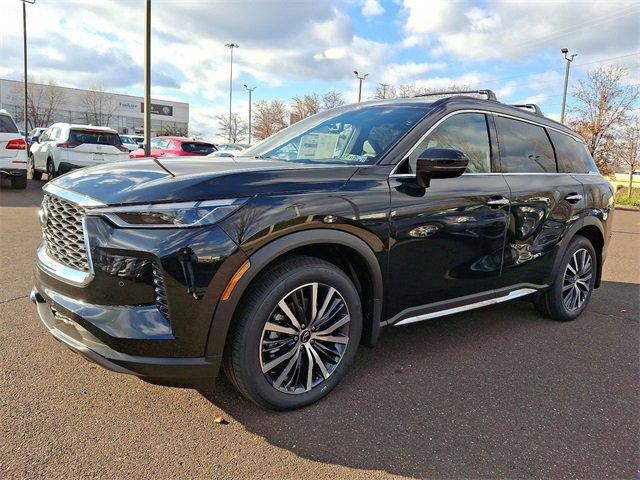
21, 0, 36, 143
243, 84, 256, 145
560, 47, 577, 124
379, 83, 390, 99
225, 43, 239, 142
354, 70, 368, 102
143, 0, 151, 157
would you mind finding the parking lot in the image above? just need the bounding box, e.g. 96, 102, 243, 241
1, 180, 638, 479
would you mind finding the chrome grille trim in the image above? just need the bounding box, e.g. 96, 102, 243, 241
42, 194, 90, 272
152, 264, 170, 320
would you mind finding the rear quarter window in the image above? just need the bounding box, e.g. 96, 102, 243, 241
0, 115, 19, 133
495, 116, 557, 173
182, 142, 216, 155
69, 130, 122, 146
549, 130, 598, 174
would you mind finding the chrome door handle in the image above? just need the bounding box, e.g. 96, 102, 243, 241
486, 197, 510, 207
565, 193, 583, 203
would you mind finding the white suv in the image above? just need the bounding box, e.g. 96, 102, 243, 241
0, 110, 28, 189
29, 123, 129, 180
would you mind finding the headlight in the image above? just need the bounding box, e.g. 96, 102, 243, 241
91, 198, 248, 228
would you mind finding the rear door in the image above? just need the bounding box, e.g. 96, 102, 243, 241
494, 114, 585, 289
65, 129, 129, 166
387, 111, 511, 320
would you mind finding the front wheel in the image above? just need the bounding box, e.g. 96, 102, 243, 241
224, 255, 362, 410
29, 155, 42, 181
535, 235, 597, 321
46, 159, 56, 180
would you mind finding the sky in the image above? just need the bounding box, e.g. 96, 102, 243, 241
1, 0, 639, 140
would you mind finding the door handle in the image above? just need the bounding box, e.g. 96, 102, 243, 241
486, 196, 510, 208
565, 193, 583, 203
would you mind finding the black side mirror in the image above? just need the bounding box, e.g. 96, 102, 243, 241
416, 148, 469, 188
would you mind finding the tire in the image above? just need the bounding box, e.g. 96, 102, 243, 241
10, 173, 27, 189
224, 255, 362, 410
535, 235, 597, 321
29, 156, 42, 181
46, 158, 56, 180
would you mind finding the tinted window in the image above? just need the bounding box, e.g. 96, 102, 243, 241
69, 130, 122, 146
408, 113, 492, 173
251, 106, 429, 165
549, 130, 598, 174
182, 142, 216, 154
0, 115, 19, 133
495, 116, 556, 173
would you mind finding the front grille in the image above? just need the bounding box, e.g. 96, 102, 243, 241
152, 264, 169, 319
42, 194, 89, 272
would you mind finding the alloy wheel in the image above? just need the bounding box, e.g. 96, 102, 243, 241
562, 248, 593, 311
260, 282, 350, 394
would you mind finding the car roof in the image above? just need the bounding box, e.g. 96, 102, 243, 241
157, 136, 214, 144
50, 123, 118, 133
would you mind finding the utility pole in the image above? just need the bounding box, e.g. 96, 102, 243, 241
243, 84, 256, 145
354, 71, 368, 102
21, 0, 36, 142
225, 43, 239, 142
560, 47, 577, 124
379, 83, 390, 99
143, 0, 151, 156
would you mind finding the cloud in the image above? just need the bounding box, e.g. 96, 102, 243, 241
362, 0, 385, 18
380, 62, 448, 85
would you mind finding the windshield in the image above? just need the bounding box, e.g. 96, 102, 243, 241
243, 105, 430, 165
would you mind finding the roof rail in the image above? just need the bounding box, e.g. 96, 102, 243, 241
511, 104, 544, 115
413, 89, 498, 101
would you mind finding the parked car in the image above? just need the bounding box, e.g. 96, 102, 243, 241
32, 90, 614, 410
119, 135, 140, 152
208, 142, 247, 158
27, 127, 47, 149
29, 123, 129, 180
0, 109, 28, 189
129, 136, 217, 158
128, 134, 145, 148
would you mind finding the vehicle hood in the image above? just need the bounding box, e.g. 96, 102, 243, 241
50, 157, 359, 205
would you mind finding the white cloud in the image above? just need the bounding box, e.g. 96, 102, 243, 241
362, 0, 385, 18
380, 62, 448, 85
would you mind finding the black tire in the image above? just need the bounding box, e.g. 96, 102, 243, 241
46, 158, 56, 180
535, 235, 597, 321
29, 155, 42, 181
10, 173, 27, 189
224, 255, 362, 410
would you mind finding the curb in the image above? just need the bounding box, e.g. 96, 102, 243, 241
615, 205, 640, 212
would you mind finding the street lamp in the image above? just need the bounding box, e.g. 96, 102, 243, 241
354, 70, 368, 102
143, 0, 151, 156
560, 47, 577, 124
20, 0, 36, 145
225, 43, 239, 142
243, 84, 256, 145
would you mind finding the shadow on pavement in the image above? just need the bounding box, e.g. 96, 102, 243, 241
199, 281, 639, 478
0, 178, 45, 208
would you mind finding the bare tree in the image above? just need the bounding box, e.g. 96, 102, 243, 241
321, 90, 346, 110
12, 78, 67, 129
157, 125, 189, 136
372, 84, 397, 99
291, 93, 321, 121
79, 83, 119, 126
616, 117, 640, 197
216, 113, 248, 143
397, 83, 470, 98
570, 65, 640, 172
253, 100, 289, 140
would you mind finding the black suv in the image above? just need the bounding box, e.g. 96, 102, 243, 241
32, 91, 614, 410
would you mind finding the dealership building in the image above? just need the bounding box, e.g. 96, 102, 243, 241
0, 78, 189, 136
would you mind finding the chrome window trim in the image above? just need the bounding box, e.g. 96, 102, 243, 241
389, 108, 588, 179
43, 183, 105, 208
36, 218, 95, 287
392, 287, 538, 327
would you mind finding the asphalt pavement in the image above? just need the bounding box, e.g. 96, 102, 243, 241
1, 180, 638, 479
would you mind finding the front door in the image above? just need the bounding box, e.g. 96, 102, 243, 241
386, 112, 510, 321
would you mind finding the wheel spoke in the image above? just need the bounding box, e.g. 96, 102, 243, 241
313, 334, 349, 344
310, 283, 318, 325
304, 344, 314, 391
261, 343, 298, 373
273, 348, 301, 388
264, 322, 298, 336
308, 344, 330, 379
314, 314, 350, 336
278, 300, 302, 330
313, 287, 336, 325
562, 282, 574, 292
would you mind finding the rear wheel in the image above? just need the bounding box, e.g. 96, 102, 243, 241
28, 155, 42, 180
535, 235, 597, 321
46, 158, 56, 180
10, 173, 27, 189
224, 255, 362, 410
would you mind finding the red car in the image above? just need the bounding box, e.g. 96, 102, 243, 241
129, 136, 217, 158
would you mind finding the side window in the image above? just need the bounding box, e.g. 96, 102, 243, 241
49, 128, 61, 142
408, 113, 492, 174
40, 128, 51, 142
150, 138, 162, 149
495, 116, 556, 173
548, 130, 598, 174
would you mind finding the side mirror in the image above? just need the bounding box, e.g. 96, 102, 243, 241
415, 148, 469, 188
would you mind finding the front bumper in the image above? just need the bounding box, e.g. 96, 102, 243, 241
31, 288, 221, 382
